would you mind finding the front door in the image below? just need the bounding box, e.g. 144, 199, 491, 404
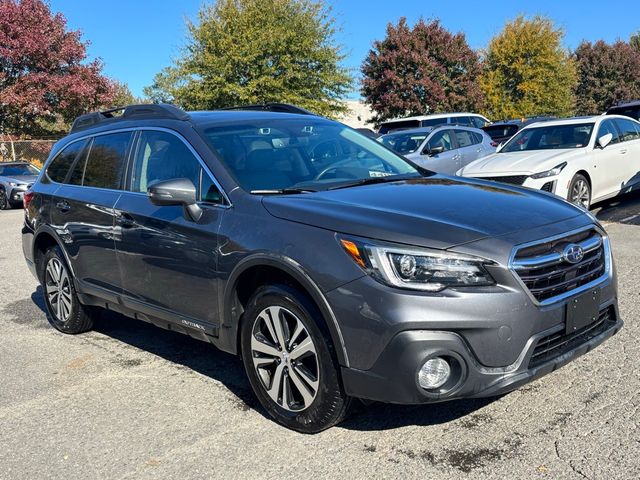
418, 129, 460, 174
113, 129, 226, 332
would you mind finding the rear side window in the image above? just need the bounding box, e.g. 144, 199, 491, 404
614, 118, 640, 142
454, 129, 475, 147
453, 116, 473, 126
46, 140, 87, 183
83, 132, 132, 189
470, 131, 484, 144
470, 116, 487, 128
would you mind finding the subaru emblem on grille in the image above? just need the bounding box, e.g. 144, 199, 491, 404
563, 243, 584, 264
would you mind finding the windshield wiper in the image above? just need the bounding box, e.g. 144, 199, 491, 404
327, 174, 420, 191
250, 188, 317, 195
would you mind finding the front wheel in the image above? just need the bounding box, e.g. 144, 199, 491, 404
240, 285, 351, 433
567, 174, 591, 210
0, 188, 10, 210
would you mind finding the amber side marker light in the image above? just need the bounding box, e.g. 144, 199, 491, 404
340, 239, 366, 268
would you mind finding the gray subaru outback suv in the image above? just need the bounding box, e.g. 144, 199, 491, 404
22, 104, 622, 432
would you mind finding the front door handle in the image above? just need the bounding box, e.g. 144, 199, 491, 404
56, 200, 70, 212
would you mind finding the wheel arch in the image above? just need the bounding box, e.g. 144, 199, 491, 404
220, 254, 349, 367
32, 227, 74, 282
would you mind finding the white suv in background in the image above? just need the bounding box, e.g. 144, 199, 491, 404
457, 115, 640, 209
378, 113, 490, 134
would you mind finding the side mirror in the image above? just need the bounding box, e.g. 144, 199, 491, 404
597, 133, 613, 149
147, 178, 203, 222
425, 145, 444, 156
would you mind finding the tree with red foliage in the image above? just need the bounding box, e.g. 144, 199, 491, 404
575, 39, 640, 115
0, 0, 115, 135
361, 18, 484, 125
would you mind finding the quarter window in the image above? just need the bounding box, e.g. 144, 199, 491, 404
46, 140, 87, 183
83, 132, 132, 189
453, 130, 474, 148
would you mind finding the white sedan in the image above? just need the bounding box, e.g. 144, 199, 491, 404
457, 115, 640, 209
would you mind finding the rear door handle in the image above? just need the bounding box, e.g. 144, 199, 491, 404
56, 200, 70, 212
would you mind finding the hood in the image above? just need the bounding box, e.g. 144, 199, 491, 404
3, 174, 38, 184
262, 176, 584, 249
460, 149, 585, 176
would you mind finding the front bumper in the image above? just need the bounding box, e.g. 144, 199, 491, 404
341, 304, 622, 404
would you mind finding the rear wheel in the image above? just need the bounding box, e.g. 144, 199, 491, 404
568, 174, 591, 209
40, 246, 97, 334
0, 187, 10, 210
240, 284, 351, 433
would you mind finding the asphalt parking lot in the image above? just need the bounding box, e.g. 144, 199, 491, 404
0, 197, 639, 480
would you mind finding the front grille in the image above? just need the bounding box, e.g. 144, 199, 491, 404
529, 307, 616, 368
475, 175, 528, 186
512, 229, 607, 303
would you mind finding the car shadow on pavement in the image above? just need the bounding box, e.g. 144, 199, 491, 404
28, 287, 497, 431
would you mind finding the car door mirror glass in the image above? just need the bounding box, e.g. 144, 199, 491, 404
597, 133, 613, 149
147, 178, 203, 221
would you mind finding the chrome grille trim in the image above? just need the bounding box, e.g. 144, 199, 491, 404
508, 226, 611, 306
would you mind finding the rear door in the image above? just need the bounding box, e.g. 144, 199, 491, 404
49, 131, 132, 295
417, 129, 460, 174
113, 129, 226, 333
452, 128, 485, 167
613, 118, 640, 190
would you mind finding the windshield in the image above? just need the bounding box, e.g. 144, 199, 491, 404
502, 123, 594, 152
200, 118, 421, 192
0, 164, 40, 176
378, 131, 429, 154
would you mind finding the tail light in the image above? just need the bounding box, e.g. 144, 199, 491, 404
23, 190, 35, 209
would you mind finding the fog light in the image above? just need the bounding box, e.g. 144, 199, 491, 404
419, 357, 451, 390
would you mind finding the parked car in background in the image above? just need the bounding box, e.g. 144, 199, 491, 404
606, 100, 640, 121
355, 128, 380, 139
458, 115, 640, 209
0, 161, 40, 210
378, 113, 490, 134
378, 126, 495, 174
482, 116, 555, 147
22, 104, 623, 432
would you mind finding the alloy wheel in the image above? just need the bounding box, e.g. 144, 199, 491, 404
570, 179, 590, 209
250, 306, 319, 412
45, 258, 73, 322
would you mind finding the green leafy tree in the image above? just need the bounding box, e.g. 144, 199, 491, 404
575, 40, 640, 115
361, 18, 484, 124
481, 16, 577, 120
144, 0, 352, 117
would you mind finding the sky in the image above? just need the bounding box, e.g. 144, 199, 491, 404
49, 0, 640, 99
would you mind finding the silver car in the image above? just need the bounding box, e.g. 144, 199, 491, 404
0, 162, 40, 210
379, 126, 496, 174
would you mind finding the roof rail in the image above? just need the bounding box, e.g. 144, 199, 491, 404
70, 104, 189, 133
221, 103, 316, 116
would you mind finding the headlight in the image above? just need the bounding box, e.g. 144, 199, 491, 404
530, 162, 567, 179
339, 238, 495, 292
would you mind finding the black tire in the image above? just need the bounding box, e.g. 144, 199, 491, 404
240, 284, 351, 433
40, 246, 97, 334
567, 173, 591, 209
0, 187, 10, 210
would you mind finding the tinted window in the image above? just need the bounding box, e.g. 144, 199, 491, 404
420, 118, 448, 128
0, 163, 40, 176
131, 130, 200, 193
67, 142, 91, 185
607, 106, 640, 121
614, 118, 640, 142
470, 116, 487, 128
83, 133, 132, 189
454, 129, 474, 147
470, 131, 484, 145
483, 124, 519, 140
378, 120, 421, 134
453, 116, 473, 126
597, 120, 621, 145
200, 169, 224, 204
426, 130, 454, 152
46, 140, 87, 183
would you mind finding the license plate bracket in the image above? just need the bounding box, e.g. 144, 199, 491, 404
565, 289, 601, 334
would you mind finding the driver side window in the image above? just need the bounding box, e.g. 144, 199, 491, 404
597, 120, 621, 146
426, 130, 453, 153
